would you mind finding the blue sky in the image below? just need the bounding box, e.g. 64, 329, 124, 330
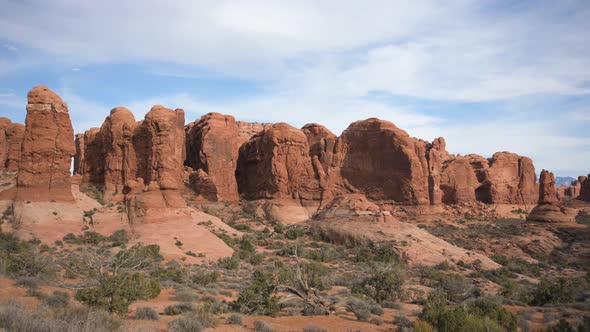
0, 0, 589, 176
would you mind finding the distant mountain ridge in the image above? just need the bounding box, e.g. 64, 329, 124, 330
556, 176, 575, 187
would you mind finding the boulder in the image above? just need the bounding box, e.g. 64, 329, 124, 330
15, 86, 75, 202
236, 123, 322, 202
185, 113, 240, 201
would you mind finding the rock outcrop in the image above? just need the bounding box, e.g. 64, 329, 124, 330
236, 123, 322, 202
99, 107, 137, 195
10, 86, 76, 202
0, 118, 25, 171
330, 118, 430, 205
474, 152, 537, 204
185, 113, 240, 201
564, 179, 581, 199
440, 156, 480, 204
528, 170, 575, 223
301, 123, 337, 176
579, 176, 590, 202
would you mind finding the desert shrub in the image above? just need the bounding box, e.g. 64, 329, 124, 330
413, 320, 436, 332
420, 291, 517, 332
225, 314, 243, 325
135, 306, 159, 320
236, 269, 280, 316
370, 317, 385, 325
353, 243, 401, 263
394, 315, 413, 332
0, 300, 123, 332
108, 229, 129, 247
173, 288, 199, 302
217, 253, 240, 270
75, 272, 161, 314
303, 325, 328, 332
437, 273, 476, 303
164, 303, 196, 315
254, 320, 275, 332
191, 269, 219, 286
0, 232, 56, 279
155, 261, 189, 284
169, 315, 203, 332
14, 276, 39, 288
529, 277, 585, 306
303, 247, 336, 263
285, 226, 306, 240
80, 231, 106, 245
352, 263, 405, 304
249, 252, 265, 265
491, 254, 541, 277
43, 291, 70, 308
346, 297, 372, 321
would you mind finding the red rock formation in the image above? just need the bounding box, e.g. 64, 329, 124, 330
538, 169, 558, 204
426, 137, 451, 204
440, 156, 480, 204
0, 118, 25, 171
472, 152, 537, 204
579, 175, 590, 202
528, 170, 574, 223
15, 86, 75, 202
185, 113, 240, 201
331, 118, 430, 204
126, 105, 187, 218
301, 123, 337, 175
99, 107, 137, 195
564, 180, 581, 199
236, 123, 322, 201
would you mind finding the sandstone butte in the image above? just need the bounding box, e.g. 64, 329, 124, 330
1, 86, 589, 218
527, 169, 576, 223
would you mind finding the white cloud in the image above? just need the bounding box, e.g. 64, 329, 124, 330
1, 1, 588, 100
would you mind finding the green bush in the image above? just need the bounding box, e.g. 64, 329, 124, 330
352, 263, 405, 304
0, 232, 55, 279
135, 306, 159, 320
75, 272, 160, 314
169, 315, 203, 332
191, 270, 220, 286
420, 292, 517, 332
43, 291, 70, 308
236, 269, 280, 316
217, 254, 240, 270
346, 298, 371, 321
225, 314, 243, 325
529, 277, 584, 306
254, 320, 275, 332
108, 229, 129, 247
164, 303, 196, 315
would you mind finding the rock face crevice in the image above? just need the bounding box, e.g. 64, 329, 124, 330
0, 118, 25, 171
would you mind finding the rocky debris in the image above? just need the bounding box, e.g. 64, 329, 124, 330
236, 121, 272, 147
236, 123, 322, 202
185, 113, 240, 201
330, 118, 430, 204
528, 170, 575, 223
14, 86, 75, 202
0, 118, 24, 171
